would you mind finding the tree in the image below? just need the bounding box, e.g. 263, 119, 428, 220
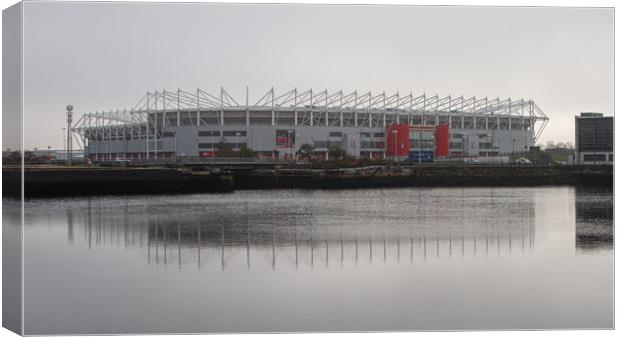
328, 146, 347, 161
215, 142, 234, 157
236, 144, 257, 158
534, 150, 554, 165
545, 140, 555, 149
296, 143, 315, 161
542, 141, 574, 151
3, 151, 21, 163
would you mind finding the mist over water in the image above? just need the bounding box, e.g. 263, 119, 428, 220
17, 186, 612, 334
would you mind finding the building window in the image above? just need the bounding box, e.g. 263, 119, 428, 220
200, 142, 246, 150
584, 154, 607, 162
373, 132, 385, 138
199, 131, 220, 137
223, 130, 247, 137
478, 142, 492, 149
329, 132, 343, 137
162, 132, 175, 138
361, 141, 385, 149
227, 143, 246, 149
609, 154, 613, 161
360, 132, 371, 137
313, 141, 328, 149
410, 140, 434, 149
449, 142, 462, 149
328, 142, 344, 150
576, 117, 613, 152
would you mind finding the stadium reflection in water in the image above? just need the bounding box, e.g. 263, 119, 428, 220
57, 190, 539, 270
21, 187, 612, 334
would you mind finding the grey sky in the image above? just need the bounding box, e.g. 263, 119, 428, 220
21, 2, 613, 150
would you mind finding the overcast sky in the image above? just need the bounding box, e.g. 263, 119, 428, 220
20, 2, 613, 150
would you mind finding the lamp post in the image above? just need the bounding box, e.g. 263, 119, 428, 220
62, 128, 66, 153
211, 132, 215, 158
484, 133, 491, 163
369, 129, 374, 159
235, 132, 241, 153
593, 126, 597, 166
287, 130, 294, 161
462, 136, 466, 163
491, 128, 495, 164
419, 130, 423, 164
174, 133, 178, 163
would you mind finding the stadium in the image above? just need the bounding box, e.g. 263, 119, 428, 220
71, 87, 549, 161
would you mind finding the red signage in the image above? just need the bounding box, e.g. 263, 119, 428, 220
385, 124, 411, 157
435, 124, 450, 157
199, 151, 217, 157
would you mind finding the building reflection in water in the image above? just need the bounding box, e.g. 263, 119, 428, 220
575, 186, 613, 251
70, 193, 539, 270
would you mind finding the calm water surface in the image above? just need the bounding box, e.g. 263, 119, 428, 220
15, 186, 613, 334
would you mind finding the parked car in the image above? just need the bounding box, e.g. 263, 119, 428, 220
514, 157, 532, 164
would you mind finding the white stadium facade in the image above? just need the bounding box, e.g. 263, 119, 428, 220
71, 87, 549, 161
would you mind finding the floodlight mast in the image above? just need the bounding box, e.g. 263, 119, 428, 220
66, 105, 73, 165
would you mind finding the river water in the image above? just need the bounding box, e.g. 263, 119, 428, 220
12, 186, 613, 334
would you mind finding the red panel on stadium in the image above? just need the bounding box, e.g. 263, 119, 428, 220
435, 124, 450, 157
385, 124, 411, 157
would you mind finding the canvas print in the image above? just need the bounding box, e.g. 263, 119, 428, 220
2, 1, 614, 335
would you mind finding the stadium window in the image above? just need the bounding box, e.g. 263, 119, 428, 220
198, 131, 220, 137
313, 141, 328, 149
449, 142, 462, 149
223, 130, 247, 137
